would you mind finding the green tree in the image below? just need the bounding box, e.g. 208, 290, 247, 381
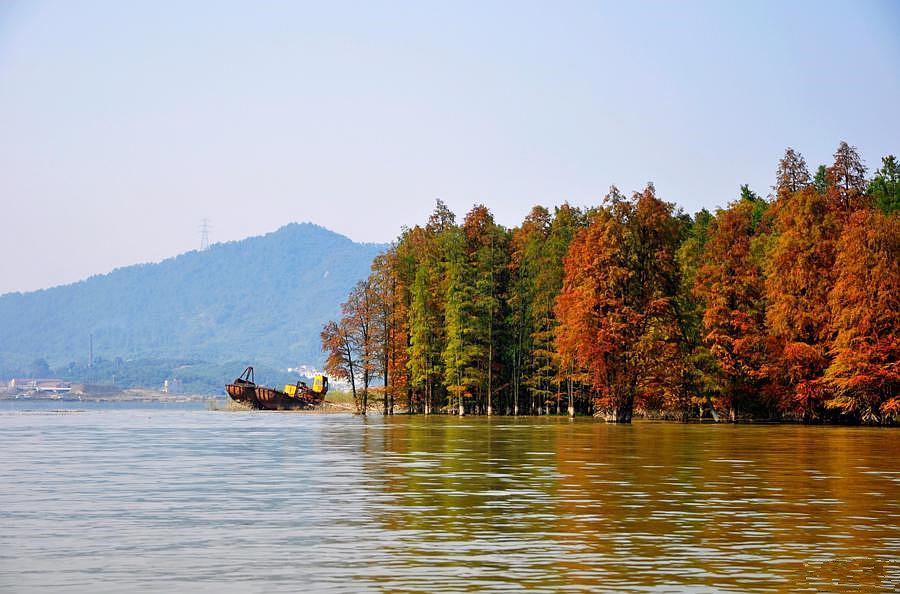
676, 208, 719, 420
868, 155, 900, 214
408, 265, 439, 414
813, 164, 829, 194
507, 206, 551, 415
461, 205, 509, 415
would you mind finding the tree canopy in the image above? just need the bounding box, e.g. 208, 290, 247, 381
324, 142, 899, 424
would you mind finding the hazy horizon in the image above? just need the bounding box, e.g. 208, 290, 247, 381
2, 0, 898, 294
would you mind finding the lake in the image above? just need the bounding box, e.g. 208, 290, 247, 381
1, 402, 898, 592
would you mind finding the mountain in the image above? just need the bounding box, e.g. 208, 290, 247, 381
0, 223, 386, 382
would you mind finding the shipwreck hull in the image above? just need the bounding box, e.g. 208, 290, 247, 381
253, 386, 322, 411
225, 382, 258, 407
224, 366, 326, 411
225, 367, 261, 408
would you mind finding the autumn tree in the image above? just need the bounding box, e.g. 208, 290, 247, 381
555, 185, 683, 423
389, 226, 430, 411
764, 185, 841, 419
369, 248, 409, 414
827, 141, 868, 214
765, 142, 876, 420
320, 279, 380, 414
775, 147, 811, 199
350, 279, 382, 412
693, 191, 772, 419
825, 209, 899, 423
321, 320, 358, 407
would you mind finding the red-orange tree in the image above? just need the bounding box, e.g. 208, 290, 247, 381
321, 279, 379, 414
321, 320, 358, 406
825, 209, 899, 422
764, 185, 841, 419
369, 248, 410, 415
693, 193, 772, 418
555, 185, 683, 423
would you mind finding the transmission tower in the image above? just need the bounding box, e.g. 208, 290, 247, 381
200, 218, 211, 251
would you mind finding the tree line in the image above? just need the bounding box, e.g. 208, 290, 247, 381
322, 142, 898, 424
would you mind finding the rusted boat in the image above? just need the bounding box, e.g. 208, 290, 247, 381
254, 374, 328, 410
226, 366, 328, 411
225, 366, 258, 406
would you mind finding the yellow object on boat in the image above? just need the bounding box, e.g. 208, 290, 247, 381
312, 375, 327, 394
284, 384, 297, 396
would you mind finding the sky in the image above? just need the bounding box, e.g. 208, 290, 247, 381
1, 0, 898, 295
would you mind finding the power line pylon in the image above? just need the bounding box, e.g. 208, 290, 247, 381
200, 218, 211, 251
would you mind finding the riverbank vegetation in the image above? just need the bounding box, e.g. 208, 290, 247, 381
322, 142, 898, 424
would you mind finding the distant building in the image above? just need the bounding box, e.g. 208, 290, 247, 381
162, 378, 183, 394
288, 364, 323, 378
9, 378, 72, 393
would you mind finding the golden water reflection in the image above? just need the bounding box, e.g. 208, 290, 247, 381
363, 418, 900, 592
1, 408, 897, 592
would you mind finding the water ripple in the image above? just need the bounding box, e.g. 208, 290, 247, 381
1, 406, 898, 592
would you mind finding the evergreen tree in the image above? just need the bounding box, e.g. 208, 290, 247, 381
868, 155, 900, 215
507, 206, 551, 414
408, 264, 440, 414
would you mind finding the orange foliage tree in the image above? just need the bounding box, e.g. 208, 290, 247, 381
826, 141, 869, 216
764, 185, 841, 419
825, 209, 899, 422
370, 248, 410, 415
693, 192, 772, 418
555, 185, 683, 423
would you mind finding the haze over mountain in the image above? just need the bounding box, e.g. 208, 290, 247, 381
0, 223, 386, 384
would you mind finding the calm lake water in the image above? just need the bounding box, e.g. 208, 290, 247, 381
1, 402, 898, 592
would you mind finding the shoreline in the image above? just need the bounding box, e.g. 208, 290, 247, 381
0, 389, 220, 403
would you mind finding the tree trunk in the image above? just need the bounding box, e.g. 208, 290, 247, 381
487, 343, 493, 416
362, 371, 370, 415
705, 394, 719, 422
343, 337, 359, 413
614, 393, 634, 423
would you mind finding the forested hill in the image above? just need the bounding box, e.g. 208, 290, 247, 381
0, 223, 386, 375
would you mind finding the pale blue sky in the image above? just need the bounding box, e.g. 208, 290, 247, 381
1, 0, 898, 294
